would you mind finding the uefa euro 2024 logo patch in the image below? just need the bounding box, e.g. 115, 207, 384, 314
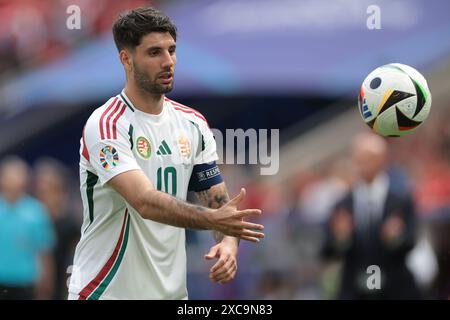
136, 136, 151, 159
100, 145, 119, 170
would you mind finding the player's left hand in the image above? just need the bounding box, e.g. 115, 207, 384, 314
204, 239, 238, 284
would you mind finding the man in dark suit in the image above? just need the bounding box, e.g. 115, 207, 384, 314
322, 132, 421, 299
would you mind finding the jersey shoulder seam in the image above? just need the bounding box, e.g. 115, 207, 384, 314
87, 96, 131, 141
165, 97, 209, 126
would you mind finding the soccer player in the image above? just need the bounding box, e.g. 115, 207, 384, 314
68, 7, 264, 300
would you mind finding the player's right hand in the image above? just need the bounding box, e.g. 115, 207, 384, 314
211, 188, 264, 243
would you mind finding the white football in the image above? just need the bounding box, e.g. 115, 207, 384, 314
358, 63, 432, 137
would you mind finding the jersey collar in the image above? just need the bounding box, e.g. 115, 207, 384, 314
120, 90, 135, 112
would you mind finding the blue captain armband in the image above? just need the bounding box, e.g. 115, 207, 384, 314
188, 161, 223, 192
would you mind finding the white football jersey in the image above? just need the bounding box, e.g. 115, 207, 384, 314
68, 90, 218, 300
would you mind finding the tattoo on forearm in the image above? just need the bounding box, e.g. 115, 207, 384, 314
197, 187, 229, 209
196, 183, 232, 243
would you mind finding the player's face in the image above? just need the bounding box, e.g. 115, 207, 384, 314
132, 32, 176, 95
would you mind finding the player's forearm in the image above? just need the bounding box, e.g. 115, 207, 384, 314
138, 189, 214, 230
196, 182, 239, 245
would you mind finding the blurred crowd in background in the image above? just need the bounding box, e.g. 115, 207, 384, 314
0, 0, 151, 75
0, 156, 80, 299
1, 0, 450, 300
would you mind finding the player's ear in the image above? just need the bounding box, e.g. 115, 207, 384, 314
119, 49, 133, 73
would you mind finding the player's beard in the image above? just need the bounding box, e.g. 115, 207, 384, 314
133, 61, 173, 95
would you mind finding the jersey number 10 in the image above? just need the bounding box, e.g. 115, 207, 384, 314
156, 166, 177, 196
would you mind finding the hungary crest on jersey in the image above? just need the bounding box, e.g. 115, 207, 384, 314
178, 135, 191, 159
137, 136, 151, 159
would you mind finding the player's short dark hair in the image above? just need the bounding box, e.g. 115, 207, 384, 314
112, 7, 177, 51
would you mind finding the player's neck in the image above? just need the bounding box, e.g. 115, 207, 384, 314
124, 85, 164, 115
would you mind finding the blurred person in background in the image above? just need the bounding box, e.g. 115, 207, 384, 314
34, 158, 80, 300
0, 156, 55, 300
322, 132, 421, 299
